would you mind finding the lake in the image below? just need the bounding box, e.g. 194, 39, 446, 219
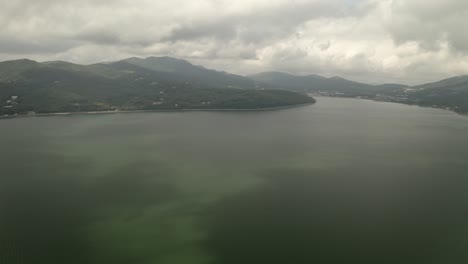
1, 97, 468, 264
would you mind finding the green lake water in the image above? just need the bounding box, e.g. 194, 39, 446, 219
1, 97, 468, 264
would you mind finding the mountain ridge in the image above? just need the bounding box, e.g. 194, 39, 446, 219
2, 56, 468, 115
249, 70, 468, 113
0, 57, 315, 116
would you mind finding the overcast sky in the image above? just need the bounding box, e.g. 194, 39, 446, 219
2, 0, 468, 85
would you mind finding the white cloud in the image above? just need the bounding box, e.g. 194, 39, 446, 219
1, 0, 468, 85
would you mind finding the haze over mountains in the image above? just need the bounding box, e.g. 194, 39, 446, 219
1, 56, 468, 116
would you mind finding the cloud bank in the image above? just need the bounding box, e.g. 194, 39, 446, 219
2, 0, 468, 84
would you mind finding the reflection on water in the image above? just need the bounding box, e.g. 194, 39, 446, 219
1, 97, 468, 263
206, 168, 468, 264
0, 151, 177, 264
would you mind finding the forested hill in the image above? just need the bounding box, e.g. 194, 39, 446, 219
120, 56, 260, 90
0, 58, 314, 116
4, 55, 466, 116
250, 71, 468, 113
397, 76, 468, 113
249, 71, 407, 96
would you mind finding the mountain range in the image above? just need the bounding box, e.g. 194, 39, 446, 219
0, 57, 313, 116
1, 56, 468, 116
249, 71, 408, 94
249, 71, 468, 113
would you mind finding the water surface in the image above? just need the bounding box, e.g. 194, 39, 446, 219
1, 97, 468, 264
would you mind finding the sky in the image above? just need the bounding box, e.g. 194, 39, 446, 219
2, 0, 468, 85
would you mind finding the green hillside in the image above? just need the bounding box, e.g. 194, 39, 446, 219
400, 76, 468, 113
0, 58, 314, 116
250, 71, 468, 113
121, 56, 260, 90
249, 71, 401, 96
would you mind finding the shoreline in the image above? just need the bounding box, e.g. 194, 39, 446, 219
314, 95, 468, 117
0, 103, 313, 120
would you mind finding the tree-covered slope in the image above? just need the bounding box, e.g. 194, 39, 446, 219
250, 71, 468, 113
0, 58, 314, 116
121, 56, 260, 90
249, 71, 400, 96
399, 76, 468, 113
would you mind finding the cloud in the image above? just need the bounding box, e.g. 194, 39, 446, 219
0, 35, 77, 54
1, 0, 468, 85
386, 0, 468, 53
163, 0, 368, 44
76, 30, 121, 46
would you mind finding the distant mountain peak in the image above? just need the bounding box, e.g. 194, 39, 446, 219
414, 75, 468, 90
250, 71, 307, 78
1, 58, 38, 65
42, 60, 77, 66
120, 56, 198, 73
142, 56, 193, 64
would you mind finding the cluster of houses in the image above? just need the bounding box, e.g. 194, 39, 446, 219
307, 91, 345, 97
3, 96, 18, 108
